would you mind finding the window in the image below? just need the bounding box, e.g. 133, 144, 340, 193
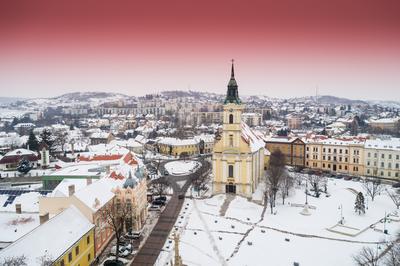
367, 169, 370, 174
382, 154, 385, 159
87, 236, 90, 244
396, 163, 399, 169
229, 135, 234, 147
397, 155, 399, 160
60, 259, 65, 266
381, 162, 384, 167
75, 246, 79, 255
344, 166, 348, 170
229, 114, 234, 124
368, 152, 371, 157
389, 154, 392, 159
389, 163, 392, 169
88, 253, 91, 262
228, 165, 234, 177
68, 252, 72, 262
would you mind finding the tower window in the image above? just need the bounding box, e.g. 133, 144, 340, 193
229, 135, 234, 147
228, 165, 234, 177
229, 114, 234, 124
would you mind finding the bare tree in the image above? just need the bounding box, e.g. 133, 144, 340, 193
384, 242, 400, 266
307, 174, 326, 198
1, 255, 27, 266
151, 177, 170, 197
265, 150, 286, 213
54, 131, 68, 153
363, 178, 383, 202
36, 254, 53, 266
353, 246, 380, 266
279, 174, 294, 205
102, 198, 130, 262
191, 160, 209, 196
386, 189, 400, 209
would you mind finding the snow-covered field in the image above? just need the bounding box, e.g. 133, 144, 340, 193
164, 161, 201, 176
157, 178, 400, 266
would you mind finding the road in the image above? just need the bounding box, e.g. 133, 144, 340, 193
131, 158, 210, 266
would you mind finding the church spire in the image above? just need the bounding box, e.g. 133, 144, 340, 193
224, 59, 241, 104
231, 59, 235, 78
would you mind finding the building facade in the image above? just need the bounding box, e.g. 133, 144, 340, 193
364, 138, 400, 179
212, 63, 264, 198
264, 137, 306, 167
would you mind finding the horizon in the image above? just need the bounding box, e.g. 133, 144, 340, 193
1, 0, 400, 100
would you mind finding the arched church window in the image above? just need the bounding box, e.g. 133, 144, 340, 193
228, 165, 234, 177
229, 114, 234, 124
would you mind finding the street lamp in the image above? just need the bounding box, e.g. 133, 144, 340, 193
338, 204, 344, 225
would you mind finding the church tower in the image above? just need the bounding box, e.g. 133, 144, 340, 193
222, 61, 244, 152
212, 61, 265, 198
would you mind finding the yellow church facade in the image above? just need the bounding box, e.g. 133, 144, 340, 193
212, 63, 265, 198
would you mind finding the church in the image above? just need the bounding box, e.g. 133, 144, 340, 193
212, 62, 265, 198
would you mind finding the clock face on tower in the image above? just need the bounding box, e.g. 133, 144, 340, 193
229, 109, 233, 112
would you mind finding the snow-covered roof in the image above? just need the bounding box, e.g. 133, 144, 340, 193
158, 137, 199, 146
241, 122, 265, 153
90, 132, 111, 139
74, 178, 116, 212
0, 212, 40, 244
0, 205, 94, 265
3, 148, 37, 157
365, 138, 400, 151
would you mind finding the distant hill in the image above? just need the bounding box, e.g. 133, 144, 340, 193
0, 97, 27, 104
315, 95, 368, 105
287, 95, 368, 105
52, 92, 129, 101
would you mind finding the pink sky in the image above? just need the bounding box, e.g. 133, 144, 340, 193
0, 0, 399, 100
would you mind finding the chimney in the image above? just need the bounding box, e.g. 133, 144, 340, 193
15, 204, 21, 214
86, 178, 92, 186
68, 184, 75, 196
39, 212, 49, 224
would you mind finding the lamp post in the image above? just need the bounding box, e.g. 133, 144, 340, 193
338, 204, 344, 224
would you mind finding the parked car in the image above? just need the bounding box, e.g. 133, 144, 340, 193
149, 205, 161, 211
110, 245, 131, 257
152, 200, 165, 206
392, 182, 400, 188
164, 170, 169, 176
344, 176, 352, 181
155, 196, 167, 202
335, 175, 344, 179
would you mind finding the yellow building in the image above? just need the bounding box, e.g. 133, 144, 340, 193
212, 62, 265, 198
157, 137, 199, 157
264, 136, 306, 167
0, 206, 95, 266
305, 137, 365, 176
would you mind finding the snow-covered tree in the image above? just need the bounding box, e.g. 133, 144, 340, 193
1, 255, 27, 266
17, 158, 32, 174
354, 192, 366, 215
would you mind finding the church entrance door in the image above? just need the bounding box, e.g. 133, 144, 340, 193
225, 183, 236, 194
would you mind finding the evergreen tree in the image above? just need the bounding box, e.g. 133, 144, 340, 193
355, 192, 366, 215
17, 158, 32, 174
26, 130, 39, 151
39, 129, 54, 152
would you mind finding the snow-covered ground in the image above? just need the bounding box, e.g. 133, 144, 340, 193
164, 161, 201, 176
157, 178, 400, 266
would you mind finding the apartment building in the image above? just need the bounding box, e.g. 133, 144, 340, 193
305, 137, 365, 176
364, 138, 400, 179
